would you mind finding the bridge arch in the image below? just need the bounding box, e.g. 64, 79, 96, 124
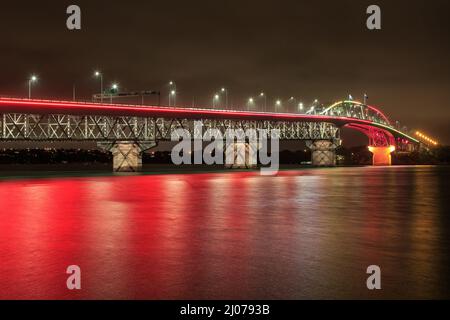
320, 100, 391, 126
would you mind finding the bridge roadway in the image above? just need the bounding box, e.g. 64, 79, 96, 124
0, 97, 419, 171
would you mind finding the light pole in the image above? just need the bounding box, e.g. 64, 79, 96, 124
169, 81, 177, 105
288, 96, 295, 113
275, 99, 281, 112
221, 87, 228, 109
259, 92, 267, 112
298, 102, 304, 113
213, 94, 220, 108
247, 97, 254, 111
28, 75, 37, 99
110, 83, 118, 103
94, 71, 103, 103
169, 90, 176, 106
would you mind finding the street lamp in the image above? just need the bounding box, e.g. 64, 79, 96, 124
169, 81, 177, 105
169, 90, 176, 106
94, 71, 103, 103
275, 99, 281, 112
259, 92, 267, 112
220, 87, 228, 109
110, 83, 118, 103
298, 102, 304, 112
28, 75, 38, 99
288, 97, 296, 113
213, 94, 220, 108
247, 97, 254, 111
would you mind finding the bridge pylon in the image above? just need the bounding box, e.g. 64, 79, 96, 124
224, 142, 258, 169
306, 139, 341, 167
368, 145, 395, 166
98, 141, 157, 172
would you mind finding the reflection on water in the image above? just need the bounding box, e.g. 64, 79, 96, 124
0, 166, 449, 299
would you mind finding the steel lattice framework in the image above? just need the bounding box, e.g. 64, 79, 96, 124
0, 113, 340, 142
318, 100, 391, 126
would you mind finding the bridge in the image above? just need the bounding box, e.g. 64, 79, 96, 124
0, 97, 420, 171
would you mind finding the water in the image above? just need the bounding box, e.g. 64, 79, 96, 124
0, 166, 449, 299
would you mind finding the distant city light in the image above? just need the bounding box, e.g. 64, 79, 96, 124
112, 84, 118, 90
214, 94, 219, 100
260, 92, 264, 97
248, 97, 254, 103
415, 131, 438, 146
171, 90, 176, 95
276, 100, 281, 106
298, 102, 304, 110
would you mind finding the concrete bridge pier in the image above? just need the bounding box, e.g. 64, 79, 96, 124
98, 141, 157, 172
368, 146, 395, 166
306, 140, 340, 167
225, 142, 258, 169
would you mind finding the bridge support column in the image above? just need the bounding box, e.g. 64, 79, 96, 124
306, 140, 339, 167
368, 146, 395, 166
225, 142, 258, 169
98, 141, 157, 172
111, 143, 142, 172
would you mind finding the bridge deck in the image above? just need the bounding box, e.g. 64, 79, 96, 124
0, 97, 418, 143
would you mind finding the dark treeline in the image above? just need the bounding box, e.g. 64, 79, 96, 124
0, 149, 112, 164
0, 146, 449, 165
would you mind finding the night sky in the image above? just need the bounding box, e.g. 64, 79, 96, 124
1, 0, 449, 144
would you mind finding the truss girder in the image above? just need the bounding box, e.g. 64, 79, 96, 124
0, 113, 340, 142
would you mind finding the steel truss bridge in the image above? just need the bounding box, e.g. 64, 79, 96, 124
0, 97, 420, 170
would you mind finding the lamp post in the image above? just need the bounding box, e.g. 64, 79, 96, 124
28, 75, 37, 99
94, 71, 103, 103
213, 94, 220, 108
288, 96, 296, 113
169, 81, 177, 106
298, 102, 304, 113
259, 92, 267, 112
110, 83, 118, 103
169, 90, 176, 106
220, 87, 228, 109
275, 99, 281, 112
247, 97, 254, 111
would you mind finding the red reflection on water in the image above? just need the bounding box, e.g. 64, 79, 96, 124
0, 168, 448, 299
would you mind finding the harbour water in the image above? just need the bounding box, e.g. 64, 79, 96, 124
0, 166, 449, 299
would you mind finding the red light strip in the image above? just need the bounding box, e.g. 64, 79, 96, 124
0, 97, 351, 121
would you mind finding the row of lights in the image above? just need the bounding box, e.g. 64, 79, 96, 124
28, 72, 319, 112
415, 131, 438, 146
214, 90, 319, 112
